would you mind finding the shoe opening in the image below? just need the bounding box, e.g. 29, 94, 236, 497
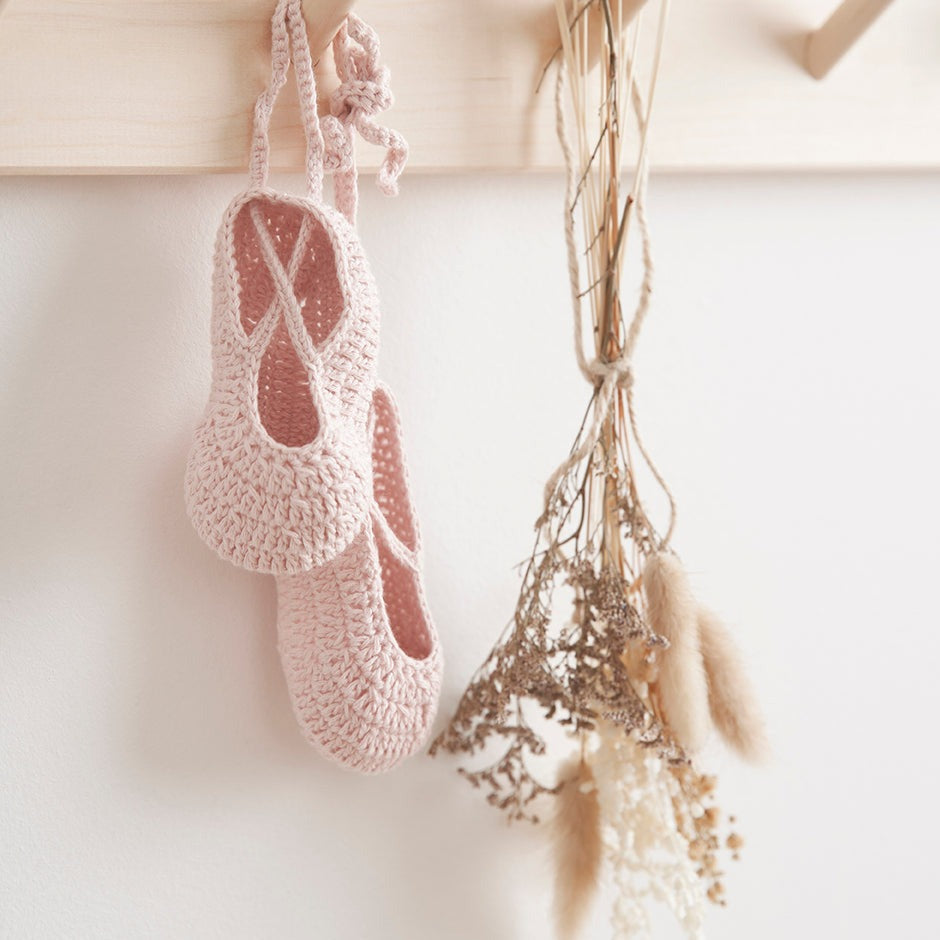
233, 196, 344, 448
371, 387, 431, 661
375, 523, 433, 661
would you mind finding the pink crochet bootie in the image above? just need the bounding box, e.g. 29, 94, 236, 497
185, 0, 437, 772
277, 383, 443, 773
184, 1, 394, 575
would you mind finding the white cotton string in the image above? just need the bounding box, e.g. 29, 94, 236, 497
542, 364, 625, 509
624, 0, 677, 548
555, 60, 597, 388
542, 59, 636, 512
543, 2, 677, 550
627, 382, 676, 548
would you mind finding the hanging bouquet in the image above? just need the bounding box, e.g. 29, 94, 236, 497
431, 2, 766, 937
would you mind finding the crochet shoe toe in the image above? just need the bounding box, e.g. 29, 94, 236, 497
277, 383, 443, 773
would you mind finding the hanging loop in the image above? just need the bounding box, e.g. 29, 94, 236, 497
249, 0, 326, 201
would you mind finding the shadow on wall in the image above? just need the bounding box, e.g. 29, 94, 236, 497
0, 177, 530, 939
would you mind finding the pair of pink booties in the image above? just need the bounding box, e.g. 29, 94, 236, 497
184, 2, 442, 773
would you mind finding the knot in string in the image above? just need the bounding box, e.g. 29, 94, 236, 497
585, 356, 633, 390
331, 75, 393, 121
330, 13, 408, 196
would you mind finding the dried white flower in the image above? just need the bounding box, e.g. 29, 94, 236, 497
593, 723, 707, 939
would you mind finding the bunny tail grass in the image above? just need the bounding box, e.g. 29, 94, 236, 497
643, 552, 710, 753
552, 754, 603, 940
697, 606, 768, 763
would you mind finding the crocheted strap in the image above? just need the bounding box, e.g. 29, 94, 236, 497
242, 213, 315, 355
322, 13, 409, 225
370, 499, 420, 573
247, 203, 331, 424
249, 3, 407, 221
365, 392, 421, 573
249, 0, 325, 200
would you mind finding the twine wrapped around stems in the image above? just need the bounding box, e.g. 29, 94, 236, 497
543, 2, 676, 552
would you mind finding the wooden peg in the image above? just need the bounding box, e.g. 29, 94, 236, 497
300, 0, 355, 58
544, 0, 650, 72
804, 0, 896, 80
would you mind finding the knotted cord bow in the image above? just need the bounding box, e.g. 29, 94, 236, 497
329, 13, 408, 197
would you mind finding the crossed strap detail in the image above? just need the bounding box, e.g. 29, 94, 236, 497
246, 203, 341, 438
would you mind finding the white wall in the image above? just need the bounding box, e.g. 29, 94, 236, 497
2, 171, 938, 939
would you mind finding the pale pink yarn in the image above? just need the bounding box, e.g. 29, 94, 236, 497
185, 0, 439, 771
184, 191, 379, 574
277, 384, 443, 773
322, 13, 409, 225
184, 0, 397, 575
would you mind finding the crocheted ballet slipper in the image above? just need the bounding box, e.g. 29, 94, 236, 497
184, 188, 379, 574
277, 383, 443, 773
184, 1, 402, 575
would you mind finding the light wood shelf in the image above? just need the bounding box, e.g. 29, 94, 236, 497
0, 0, 936, 174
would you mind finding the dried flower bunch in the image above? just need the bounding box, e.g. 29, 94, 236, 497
431, 1, 766, 936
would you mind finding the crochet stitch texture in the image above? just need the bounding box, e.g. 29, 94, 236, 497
184, 191, 380, 574
277, 384, 443, 773
183, 1, 385, 576
184, 0, 441, 771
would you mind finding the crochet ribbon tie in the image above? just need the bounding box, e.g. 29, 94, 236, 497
329, 13, 408, 196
